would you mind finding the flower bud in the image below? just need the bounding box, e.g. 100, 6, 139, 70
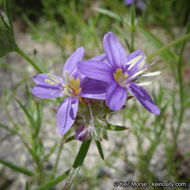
75, 125, 90, 141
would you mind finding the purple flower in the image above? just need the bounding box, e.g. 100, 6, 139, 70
125, 0, 136, 5
125, 0, 146, 10
32, 47, 108, 136
78, 32, 160, 114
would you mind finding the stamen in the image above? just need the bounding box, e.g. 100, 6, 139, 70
113, 68, 122, 81
138, 81, 152, 86
142, 71, 161, 77
45, 79, 58, 85
131, 68, 147, 78
138, 58, 146, 69
63, 70, 70, 84
126, 56, 142, 70
63, 76, 81, 96
47, 74, 60, 84
113, 68, 129, 87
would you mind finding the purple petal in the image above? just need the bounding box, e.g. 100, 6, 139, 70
125, 0, 136, 5
103, 32, 127, 69
33, 73, 64, 86
32, 85, 62, 99
57, 97, 79, 136
63, 47, 85, 76
127, 82, 160, 114
106, 82, 127, 111
137, 1, 146, 9
32, 74, 63, 99
126, 50, 146, 75
90, 53, 111, 67
80, 79, 108, 100
77, 60, 113, 82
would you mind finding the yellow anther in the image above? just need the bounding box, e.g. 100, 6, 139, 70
75, 78, 80, 89
45, 79, 58, 85
47, 74, 60, 84
70, 77, 76, 88
113, 68, 128, 87
63, 76, 81, 96
113, 68, 122, 81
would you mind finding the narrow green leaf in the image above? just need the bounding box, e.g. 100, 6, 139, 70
73, 139, 91, 169
0, 159, 34, 176
6, 78, 26, 105
93, 8, 121, 21
106, 124, 128, 131
15, 98, 35, 128
64, 166, 81, 190
137, 25, 177, 61
4, 0, 13, 28
0, 122, 19, 135
95, 140, 104, 160
147, 33, 190, 60
43, 142, 57, 162
62, 135, 75, 144
25, 182, 31, 190
35, 101, 43, 137
103, 0, 126, 15
15, 47, 44, 73
33, 170, 70, 190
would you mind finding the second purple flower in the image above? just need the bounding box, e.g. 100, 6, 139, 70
77, 32, 160, 114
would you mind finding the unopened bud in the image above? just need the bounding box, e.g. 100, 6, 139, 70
75, 125, 90, 141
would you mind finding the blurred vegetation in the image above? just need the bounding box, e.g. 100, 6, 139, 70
0, 0, 190, 189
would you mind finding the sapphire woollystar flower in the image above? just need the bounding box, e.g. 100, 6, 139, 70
78, 32, 160, 114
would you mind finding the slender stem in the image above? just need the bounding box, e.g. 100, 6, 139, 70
15, 47, 43, 73
88, 102, 97, 137
51, 138, 64, 178
174, 17, 190, 148
147, 33, 190, 60
130, 4, 136, 52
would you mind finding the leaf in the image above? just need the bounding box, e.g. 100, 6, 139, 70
15, 98, 35, 128
106, 124, 128, 131
43, 142, 57, 162
0, 0, 17, 57
62, 135, 75, 144
5, 78, 26, 105
95, 140, 104, 160
103, 0, 126, 15
147, 33, 190, 60
93, 8, 121, 21
137, 25, 177, 61
4, 0, 13, 28
35, 101, 43, 137
0, 122, 19, 135
73, 139, 91, 169
64, 140, 91, 189
33, 170, 70, 190
0, 159, 34, 176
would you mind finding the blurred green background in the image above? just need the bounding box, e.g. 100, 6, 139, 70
0, 0, 190, 189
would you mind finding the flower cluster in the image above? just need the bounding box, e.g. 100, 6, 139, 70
32, 32, 160, 139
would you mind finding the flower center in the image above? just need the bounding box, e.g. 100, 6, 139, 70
113, 68, 128, 87
63, 77, 81, 96
45, 73, 81, 97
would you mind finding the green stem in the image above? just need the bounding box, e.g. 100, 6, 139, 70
130, 4, 136, 52
174, 17, 190, 148
147, 33, 190, 60
51, 139, 64, 178
15, 47, 43, 73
